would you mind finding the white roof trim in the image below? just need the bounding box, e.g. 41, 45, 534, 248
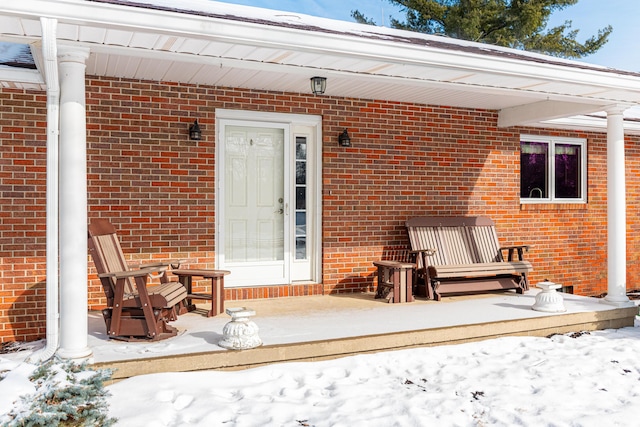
1, 0, 640, 132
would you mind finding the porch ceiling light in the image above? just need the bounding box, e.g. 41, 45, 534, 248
310, 76, 327, 95
189, 119, 202, 141
338, 129, 351, 147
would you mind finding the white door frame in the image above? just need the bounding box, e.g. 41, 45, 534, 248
215, 109, 322, 287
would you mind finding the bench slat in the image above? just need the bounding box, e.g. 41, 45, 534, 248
431, 261, 532, 278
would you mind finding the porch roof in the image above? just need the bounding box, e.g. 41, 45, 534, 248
1, 0, 640, 133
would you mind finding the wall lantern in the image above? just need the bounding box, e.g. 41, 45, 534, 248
310, 76, 327, 95
338, 129, 351, 147
189, 119, 202, 141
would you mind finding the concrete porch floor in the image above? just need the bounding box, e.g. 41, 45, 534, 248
91, 290, 638, 381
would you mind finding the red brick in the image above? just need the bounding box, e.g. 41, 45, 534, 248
1, 77, 637, 342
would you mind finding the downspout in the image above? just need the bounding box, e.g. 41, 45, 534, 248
29, 17, 60, 362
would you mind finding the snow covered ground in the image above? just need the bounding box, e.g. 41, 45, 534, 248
3, 326, 640, 426
2, 291, 639, 425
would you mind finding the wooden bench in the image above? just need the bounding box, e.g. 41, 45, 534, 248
406, 216, 533, 301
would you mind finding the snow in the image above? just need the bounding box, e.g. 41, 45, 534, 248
3, 327, 640, 426
2, 291, 639, 425
123, 0, 604, 69
64, 290, 630, 364
105, 327, 640, 426
0, 360, 38, 416
0, 42, 34, 68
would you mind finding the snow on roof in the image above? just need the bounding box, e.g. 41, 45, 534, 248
0, 42, 35, 69
2, 0, 636, 78
97, 0, 639, 77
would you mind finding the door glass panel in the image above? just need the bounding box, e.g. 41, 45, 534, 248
295, 136, 307, 260
295, 187, 306, 210
295, 211, 306, 235
296, 237, 306, 259
296, 162, 306, 185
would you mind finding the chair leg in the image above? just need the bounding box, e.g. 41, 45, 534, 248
109, 279, 126, 338
132, 275, 161, 339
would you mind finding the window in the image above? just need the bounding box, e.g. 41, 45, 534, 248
520, 135, 586, 203
295, 136, 308, 260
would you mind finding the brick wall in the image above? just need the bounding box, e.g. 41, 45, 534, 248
2, 76, 639, 342
0, 89, 48, 342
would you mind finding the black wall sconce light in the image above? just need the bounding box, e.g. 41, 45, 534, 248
189, 119, 202, 141
338, 129, 351, 147
310, 76, 327, 95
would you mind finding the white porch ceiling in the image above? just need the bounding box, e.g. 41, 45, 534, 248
2, 0, 640, 133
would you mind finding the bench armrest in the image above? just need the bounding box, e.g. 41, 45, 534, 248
409, 249, 437, 270
499, 245, 532, 261
500, 245, 531, 251
410, 248, 437, 257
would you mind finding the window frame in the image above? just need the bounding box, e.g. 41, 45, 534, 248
520, 134, 587, 204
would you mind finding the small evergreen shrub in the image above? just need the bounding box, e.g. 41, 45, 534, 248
2, 358, 117, 427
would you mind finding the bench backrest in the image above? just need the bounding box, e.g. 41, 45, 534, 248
406, 216, 503, 266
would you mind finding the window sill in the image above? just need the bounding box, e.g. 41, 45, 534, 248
520, 203, 587, 211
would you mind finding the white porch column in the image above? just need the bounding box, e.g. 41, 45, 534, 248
57, 46, 93, 359
603, 105, 633, 307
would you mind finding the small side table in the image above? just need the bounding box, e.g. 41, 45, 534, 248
373, 260, 415, 303
172, 269, 230, 317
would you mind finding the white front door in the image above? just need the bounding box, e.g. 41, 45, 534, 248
222, 124, 288, 285
216, 111, 321, 287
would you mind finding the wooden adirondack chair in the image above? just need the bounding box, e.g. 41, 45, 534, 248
88, 219, 188, 341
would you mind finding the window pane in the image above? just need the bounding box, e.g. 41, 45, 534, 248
295, 211, 306, 235
554, 143, 581, 198
296, 162, 306, 185
296, 187, 306, 210
296, 237, 306, 259
296, 138, 307, 159
520, 141, 548, 198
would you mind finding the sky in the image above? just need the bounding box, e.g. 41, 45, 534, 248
3, 326, 640, 425
217, 0, 640, 72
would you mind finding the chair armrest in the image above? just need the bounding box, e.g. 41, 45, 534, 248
168, 259, 186, 269
172, 269, 231, 278
134, 259, 187, 270
98, 265, 167, 279
132, 260, 187, 283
